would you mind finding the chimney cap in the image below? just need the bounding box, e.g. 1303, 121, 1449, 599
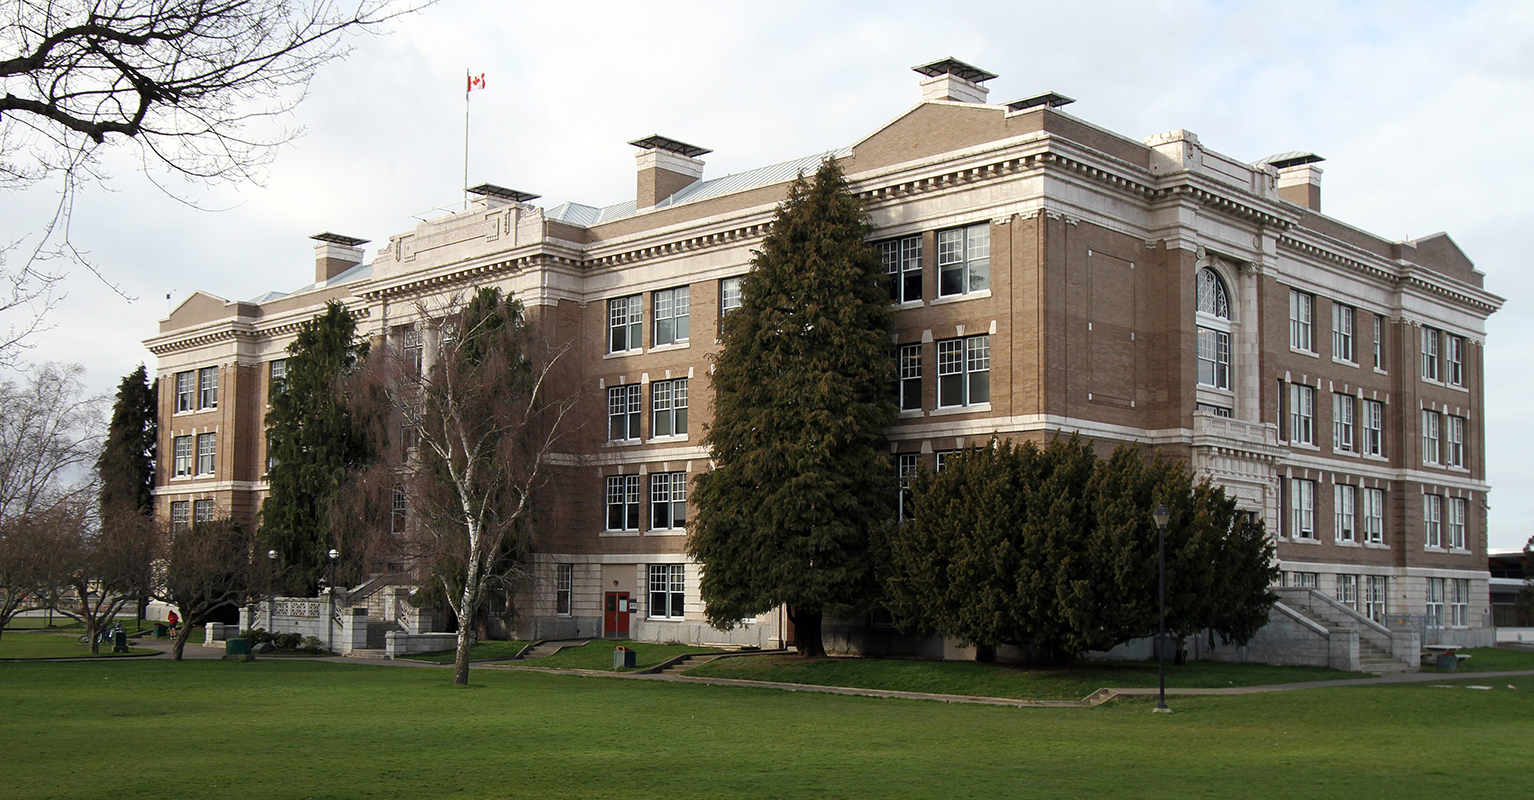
310, 232, 369, 247
466, 183, 541, 203
912, 57, 997, 84
628, 135, 712, 158
1006, 92, 1076, 112
1260, 152, 1325, 170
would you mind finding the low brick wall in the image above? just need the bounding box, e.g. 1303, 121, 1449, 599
386, 631, 461, 658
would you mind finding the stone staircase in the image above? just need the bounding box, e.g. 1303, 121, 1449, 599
653, 653, 727, 675
1275, 588, 1418, 674
517, 639, 587, 660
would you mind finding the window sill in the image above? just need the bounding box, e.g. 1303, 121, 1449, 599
1424, 546, 1447, 553
931, 403, 991, 417
1331, 448, 1359, 458
1196, 386, 1235, 398
1445, 383, 1469, 394
893, 300, 924, 310
1290, 347, 1320, 359
1449, 548, 1472, 555
649, 342, 690, 354
1364, 541, 1389, 549
1332, 357, 1359, 368
1374, 367, 1388, 376
898, 409, 925, 419
600, 530, 641, 538
603, 349, 643, 360
931, 289, 992, 305
603, 439, 643, 447
1361, 452, 1389, 462
1289, 536, 1321, 545
648, 434, 690, 444
1289, 441, 1321, 452
647, 617, 684, 623
1335, 539, 1360, 547
646, 529, 686, 536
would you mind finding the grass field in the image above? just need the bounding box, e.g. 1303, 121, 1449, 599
1419, 646, 1534, 672
0, 633, 157, 659
525, 639, 718, 672
402, 640, 533, 663
0, 659, 1529, 799
4, 616, 156, 634
686, 654, 1366, 700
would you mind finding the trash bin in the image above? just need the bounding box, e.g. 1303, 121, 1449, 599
153, 624, 167, 638
614, 646, 636, 669
112, 629, 129, 653
1436, 653, 1458, 672
226, 638, 252, 657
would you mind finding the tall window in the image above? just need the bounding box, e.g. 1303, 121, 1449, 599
173, 435, 193, 477
556, 564, 573, 616
1334, 484, 1356, 543
1336, 574, 1358, 610
608, 385, 641, 441
1196, 268, 1232, 390
1421, 410, 1440, 465
1445, 335, 1464, 387
1448, 497, 1467, 549
170, 501, 190, 531
390, 485, 407, 535
402, 327, 422, 375
195, 433, 216, 475
1423, 494, 1443, 548
650, 472, 687, 531
1333, 394, 1354, 453
198, 366, 219, 409
1290, 478, 1315, 540
605, 475, 640, 531
1421, 327, 1440, 381
1364, 576, 1387, 623
881, 235, 922, 304
653, 287, 690, 347
1372, 315, 1384, 369
1451, 579, 1469, 627
897, 454, 920, 522
1289, 289, 1313, 352
193, 499, 215, 524
1445, 415, 1465, 468
651, 379, 688, 437
1362, 400, 1384, 456
648, 564, 685, 619
898, 344, 922, 411
175, 371, 195, 412
1363, 488, 1385, 544
268, 359, 288, 401
1332, 303, 1355, 362
1289, 384, 1314, 445
937, 223, 989, 297
608, 295, 643, 353
937, 335, 990, 408
1425, 578, 1445, 628
720, 277, 742, 314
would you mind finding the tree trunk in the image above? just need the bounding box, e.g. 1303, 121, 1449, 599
789, 607, 825, 658
171, 623, 193, 661
453, 623, 472, 686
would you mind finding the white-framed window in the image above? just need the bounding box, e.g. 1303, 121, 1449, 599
881, 235, 923, 304
897, 453, 920, 522
1365, 576, 1387, 623
1362, 400, 1384, 456
1333, 394, 1354, 453
1445, 335, 1464, 387
195, 433, 216, 476
605, 475, 640, 531
1196, 402, 1232, 417
1196, 268, 1232, 390
1289, 384, 1315, 445
648, 564, 685, 619
1445, 415, 1465, 468
170, 500, 190, 531
1425, 577, 1445, 628
268, 359, 288, 401
653, 286, 690, 347
608, 295, 643, 353
1334, 484, 1356, 543
608, 384, 641, 441
175, 371, 195, 412
934, 450, 959, 472
1197, 267, 1230, 318
556, 564, 573, 616
937, 335, 990, 408
1448, 497, 1467, 549
1421, 410, 1440, 465
1336, 574, 1358, 610
1290, 478, 1316, 540
198, 366, 219, 409
1451, 579, 1469, 627
651, 379, 688, 437
1372, 314, 1384, 370
1333, 303, 1355, 362
402, 326, 422, 375
172, 435, 193, 477
1289, 289, 1313, 352
720, 277, 742, 314
1289, 571, 1319, 588
390, 485, 407, 535
193, 498, 215, 524
937, 223, 989, 297
1423, 493, 1443, 548
1363, 488, 1385, 544
650, 472, 687, 531
1421, 327, 1440, 381
898, 343, 922, 411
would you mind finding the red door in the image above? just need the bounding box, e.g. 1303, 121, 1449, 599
604, 592, 630, 638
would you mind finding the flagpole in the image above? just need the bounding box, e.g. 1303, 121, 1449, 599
464, 70, 471, 211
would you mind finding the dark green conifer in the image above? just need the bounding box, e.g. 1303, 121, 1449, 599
96, 364, 157, 516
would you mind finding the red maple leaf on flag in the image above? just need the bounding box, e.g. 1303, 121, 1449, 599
467, 72, 487, 93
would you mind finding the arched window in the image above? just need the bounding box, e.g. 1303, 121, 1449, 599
1196, 268, 1231, 390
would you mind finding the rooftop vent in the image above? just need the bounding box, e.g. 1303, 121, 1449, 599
629, 135, 712, 158
1006, 92, 1075, 112
912, 57, 996, 104
310, 232, 369, 247
1260, 152, 1326, 211
630, 135, 709, 210
466, 183, 541, 205
309, 232, 369, 284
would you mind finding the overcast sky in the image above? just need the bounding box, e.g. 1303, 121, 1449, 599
2, 0, 1530, 550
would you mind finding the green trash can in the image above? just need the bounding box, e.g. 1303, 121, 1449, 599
614, 646, 636, 669
153, 624, 167, 638
112, 629, 129, 653
224, 638, 254, 661
1436, 653, 1458, 672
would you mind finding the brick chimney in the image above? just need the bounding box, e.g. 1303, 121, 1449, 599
913, 57, 997, 104
1264, 153, 1325, 212
630, 135, 710, 210
310, 232, 369, 284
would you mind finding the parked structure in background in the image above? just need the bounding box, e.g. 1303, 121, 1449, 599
146, 59, 1500, 662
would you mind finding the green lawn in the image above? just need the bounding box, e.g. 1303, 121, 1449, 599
402, 640, 533, 663
0, 633, 157, 659
526, 639, 718, 672
1420, 646, 1534, 673
0, 660, 1529, 799
687, 654, 1367, 700
4, 616, 156, 634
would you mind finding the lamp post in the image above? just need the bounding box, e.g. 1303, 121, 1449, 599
1152, 504, 1172, 713
267, 550, 278, 630
326, 548, 340, 653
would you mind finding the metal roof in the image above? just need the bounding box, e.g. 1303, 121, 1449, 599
911, 57, 997, 83
628, 135, 712, 158
467, 183, 540, 203
1006, 92, 1075, 112
310, 232, 369, 247
247, 261, 373, 304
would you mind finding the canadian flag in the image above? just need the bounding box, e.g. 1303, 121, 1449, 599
467, 72, 486, 94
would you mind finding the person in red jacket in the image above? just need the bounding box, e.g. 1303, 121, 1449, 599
166, 609, 179, 638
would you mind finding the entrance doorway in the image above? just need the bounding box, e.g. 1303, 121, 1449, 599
604, 592, 630, 638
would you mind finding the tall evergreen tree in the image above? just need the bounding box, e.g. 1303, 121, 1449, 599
96, 364, 157, 516
261, 301, 371, 591
688, 158, 896, 657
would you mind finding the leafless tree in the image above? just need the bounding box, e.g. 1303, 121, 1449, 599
52, 501, 158, 652
0, 508, 57, 640
0, 0, 431, 362
346, 288, 585, 685
0, 362, 104, 519
155, 514, 260, 660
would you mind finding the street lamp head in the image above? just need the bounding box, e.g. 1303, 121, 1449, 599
268, 550, 278, 560
328, 548, 340, 560
1152, 505, 1171, 531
